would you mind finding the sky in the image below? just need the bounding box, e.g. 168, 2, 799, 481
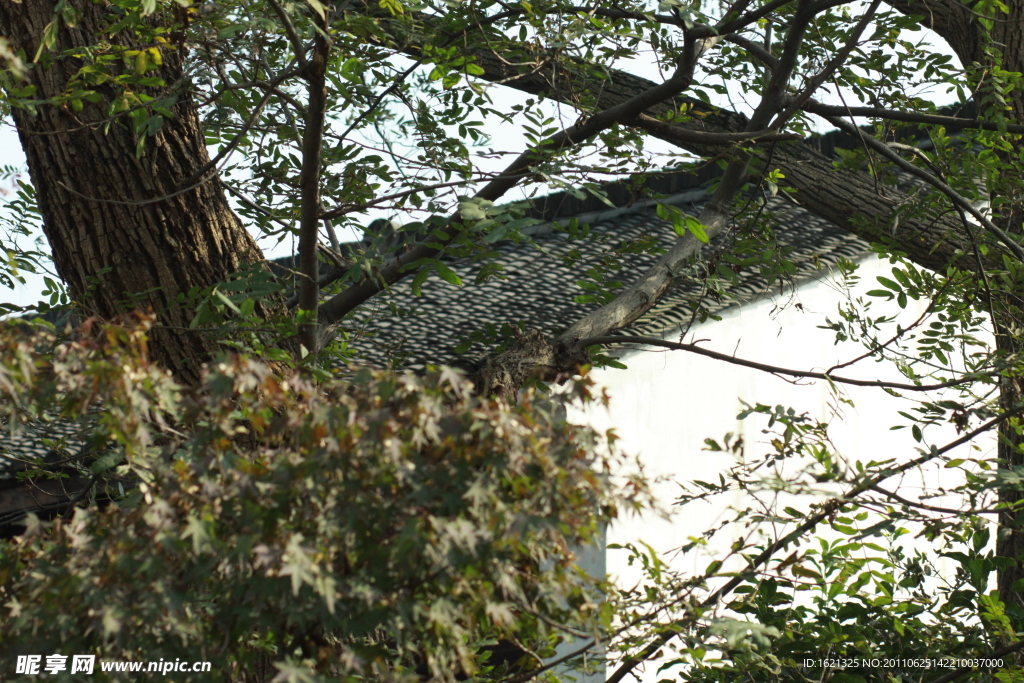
0, 10, 962, 312
0, 120, 40, 310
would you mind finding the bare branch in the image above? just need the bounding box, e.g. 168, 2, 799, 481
629, 117, 801, 143
799, 100, 1024, 134
404, 25, 976, 273
773, 0, 883, 128
267, 0, 308, 69
555, 0, 819, 348
869, 484, 1006, 516
296, 16, 331, 354
320, 173, 531, 221
810, 107, 1024, 262
581, 335, 986, 391
724, 32, 779, 67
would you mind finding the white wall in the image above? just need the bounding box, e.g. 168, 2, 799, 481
563, 255, 994, 682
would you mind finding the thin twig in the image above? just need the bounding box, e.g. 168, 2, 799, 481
799, 101, 1024, 135
581, 335, 987, 391
811, 109, 1024, 262
317, 40, 706, 327
772, 0, 882, 129
267, 0, 308, 69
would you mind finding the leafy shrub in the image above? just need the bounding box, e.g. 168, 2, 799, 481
0, 316, 644, 681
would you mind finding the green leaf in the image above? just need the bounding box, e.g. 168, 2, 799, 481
683, 215, 709, 243
435, 260, 462, 286
146, 115, 163, 137
306, 0, 327, 20
61, 3, 80, 27
32, 20, 60, 62
410, 267, 430, 296
90, 450, 125, 474
214, 289, 242, 314
134, 50, 148, 75
483, 225, 508, 243
459, 198, 492, 221
973, 527, 990, 551
792, 565, 823, 580
877, 276, 901, 291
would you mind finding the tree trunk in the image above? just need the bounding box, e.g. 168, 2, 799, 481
0, 0, 266, 384
976, 0, 1024, 623
996, 336, 1024, 629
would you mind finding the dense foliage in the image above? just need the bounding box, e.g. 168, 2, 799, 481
4, 0, 1024, 680
0, 317, 643, 681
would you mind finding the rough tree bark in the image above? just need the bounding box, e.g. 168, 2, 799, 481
0, 0, 267, 385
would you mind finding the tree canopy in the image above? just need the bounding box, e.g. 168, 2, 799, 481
3, 0, 1024, 681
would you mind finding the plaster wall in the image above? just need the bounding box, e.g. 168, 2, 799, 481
560, 255, 994, 682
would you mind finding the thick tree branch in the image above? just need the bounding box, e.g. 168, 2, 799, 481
553, 0, 814, 349
811, 108, 1024, 262
296, 14, 330, 354
773, 0, 882, 128
595, 119, 801, 145
465, 0, 822, 398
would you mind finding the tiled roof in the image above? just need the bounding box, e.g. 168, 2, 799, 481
0, 166, 875, 485
347, 189, 871, 370
0, 418, 92, 481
